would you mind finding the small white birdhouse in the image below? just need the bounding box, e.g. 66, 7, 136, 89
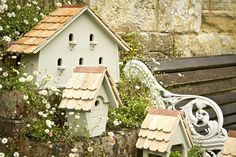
136, 108, 193, 157
59, 66, 121, 137
221, 130, 236, 157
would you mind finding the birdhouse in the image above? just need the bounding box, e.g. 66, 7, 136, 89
221, 130, 236, 157
7, 5, 129, 87
136, 108, 193, 157
59, 66, 121, 137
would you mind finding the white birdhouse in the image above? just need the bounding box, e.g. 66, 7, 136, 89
6, 5, 129, 87
221, 130, 236, 157
136, 108, 193, 157
59, 66, 121, 137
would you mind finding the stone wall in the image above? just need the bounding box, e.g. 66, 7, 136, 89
88, 0, 236, 58
0, 91, 139, 157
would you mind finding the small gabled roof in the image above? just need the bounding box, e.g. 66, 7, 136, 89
7, 5, 129, 54
136, 108, 192, 153
59, 66, 121, 111
221, 130, 236, 157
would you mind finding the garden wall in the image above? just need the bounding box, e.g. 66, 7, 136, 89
88, 0, 236, 58
0, 91, 140, 157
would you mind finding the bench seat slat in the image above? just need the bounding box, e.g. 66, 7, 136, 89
206, 102, 236, 119
156, 66, 236, 87
224, 123, 236, 130
146, 54, 236, 72
209, 92, 236, 105
169, 78, 236, 95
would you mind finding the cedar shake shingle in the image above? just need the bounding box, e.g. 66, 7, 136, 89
59, 66, 121, 111
6, 5, 129, 54
136, 108, 192, 153
221, 130, 236, 157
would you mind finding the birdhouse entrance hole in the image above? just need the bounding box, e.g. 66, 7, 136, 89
57, 58, 63, 66
99, 57, 103, 64
79, 58, 83, 65
95, 100, 100, 107
69, 33, 74, 41
89, 34, 94, 41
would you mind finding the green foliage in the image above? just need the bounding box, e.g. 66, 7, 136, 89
108, 74, 152, 129
188, 146, 203, 157
170, 151, 182, 157
107, 30, 151, 129
170, 146, 203, 157
0, 0, 50, 49
120, 31, 145, 65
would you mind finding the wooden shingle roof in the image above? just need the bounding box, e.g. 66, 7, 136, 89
7, 5, 129, 54
59, 66, 121, 111
7, 5, 85, 54
221, 130, 236, 157
136, 108, 191, 153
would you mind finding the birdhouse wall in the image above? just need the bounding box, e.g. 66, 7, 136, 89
171, 123, 190, 157
66, 110, 89, 137
143, 150, 168, 157
86, 97, 109, 137
21, 53, 39, 80
34, 11, 119, 87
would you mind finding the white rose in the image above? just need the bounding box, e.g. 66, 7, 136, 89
45, 129, 49, 134
0, 152, 5, 157
46, 103, 51, 109
1, 138, 8, 144
2, 72, 8, 77
75, 115, 80, 119
13, 152, 19, 157
26, 75, 33, 82
19, 77, 26, 82
23, 95, 29, 100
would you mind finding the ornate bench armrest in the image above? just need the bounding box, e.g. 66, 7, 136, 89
124, 60, 227, 156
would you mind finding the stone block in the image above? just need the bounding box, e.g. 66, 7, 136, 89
0, 118, 25, 137
92, 0, 158, 31
174, 33, 236, 56
0, 91, 27, 120
158, 0, 202, 33
202, 14, 236, 33
140, 32, 174, 55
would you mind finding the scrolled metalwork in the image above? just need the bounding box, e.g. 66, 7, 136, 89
124, 60, 227, 154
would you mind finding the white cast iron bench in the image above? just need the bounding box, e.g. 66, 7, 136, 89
124, 54, 236, 156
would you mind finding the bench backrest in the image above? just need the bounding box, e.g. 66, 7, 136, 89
145, 54, 236, 130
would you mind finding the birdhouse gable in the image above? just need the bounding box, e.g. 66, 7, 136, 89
136, 108, 193, 156
221, 130, 236, 157
59, 66, 121, 111
6, 5, 129, 54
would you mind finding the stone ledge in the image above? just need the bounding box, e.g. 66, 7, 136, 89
9, 130, 139, 157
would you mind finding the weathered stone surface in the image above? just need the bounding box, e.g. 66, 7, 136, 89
0, 91, 27, 120
141, 33, 173, 53
202, 13, 236, 33
158, 0, 202, 33
91, 0, 158, 31
15, 130, 139, 157
175, 33, 236, 57
0, 118, 26, 137
88, 0, 236, 57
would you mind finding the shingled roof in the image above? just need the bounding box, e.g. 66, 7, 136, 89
221, 130, 236, 157
59, 66, 121, 111
7, 5, 129, 54
136, 108, 192, 153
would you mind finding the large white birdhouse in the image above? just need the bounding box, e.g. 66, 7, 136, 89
136, 108, 193, 157
59, 66, 121, 137
7, 5, 129, 87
